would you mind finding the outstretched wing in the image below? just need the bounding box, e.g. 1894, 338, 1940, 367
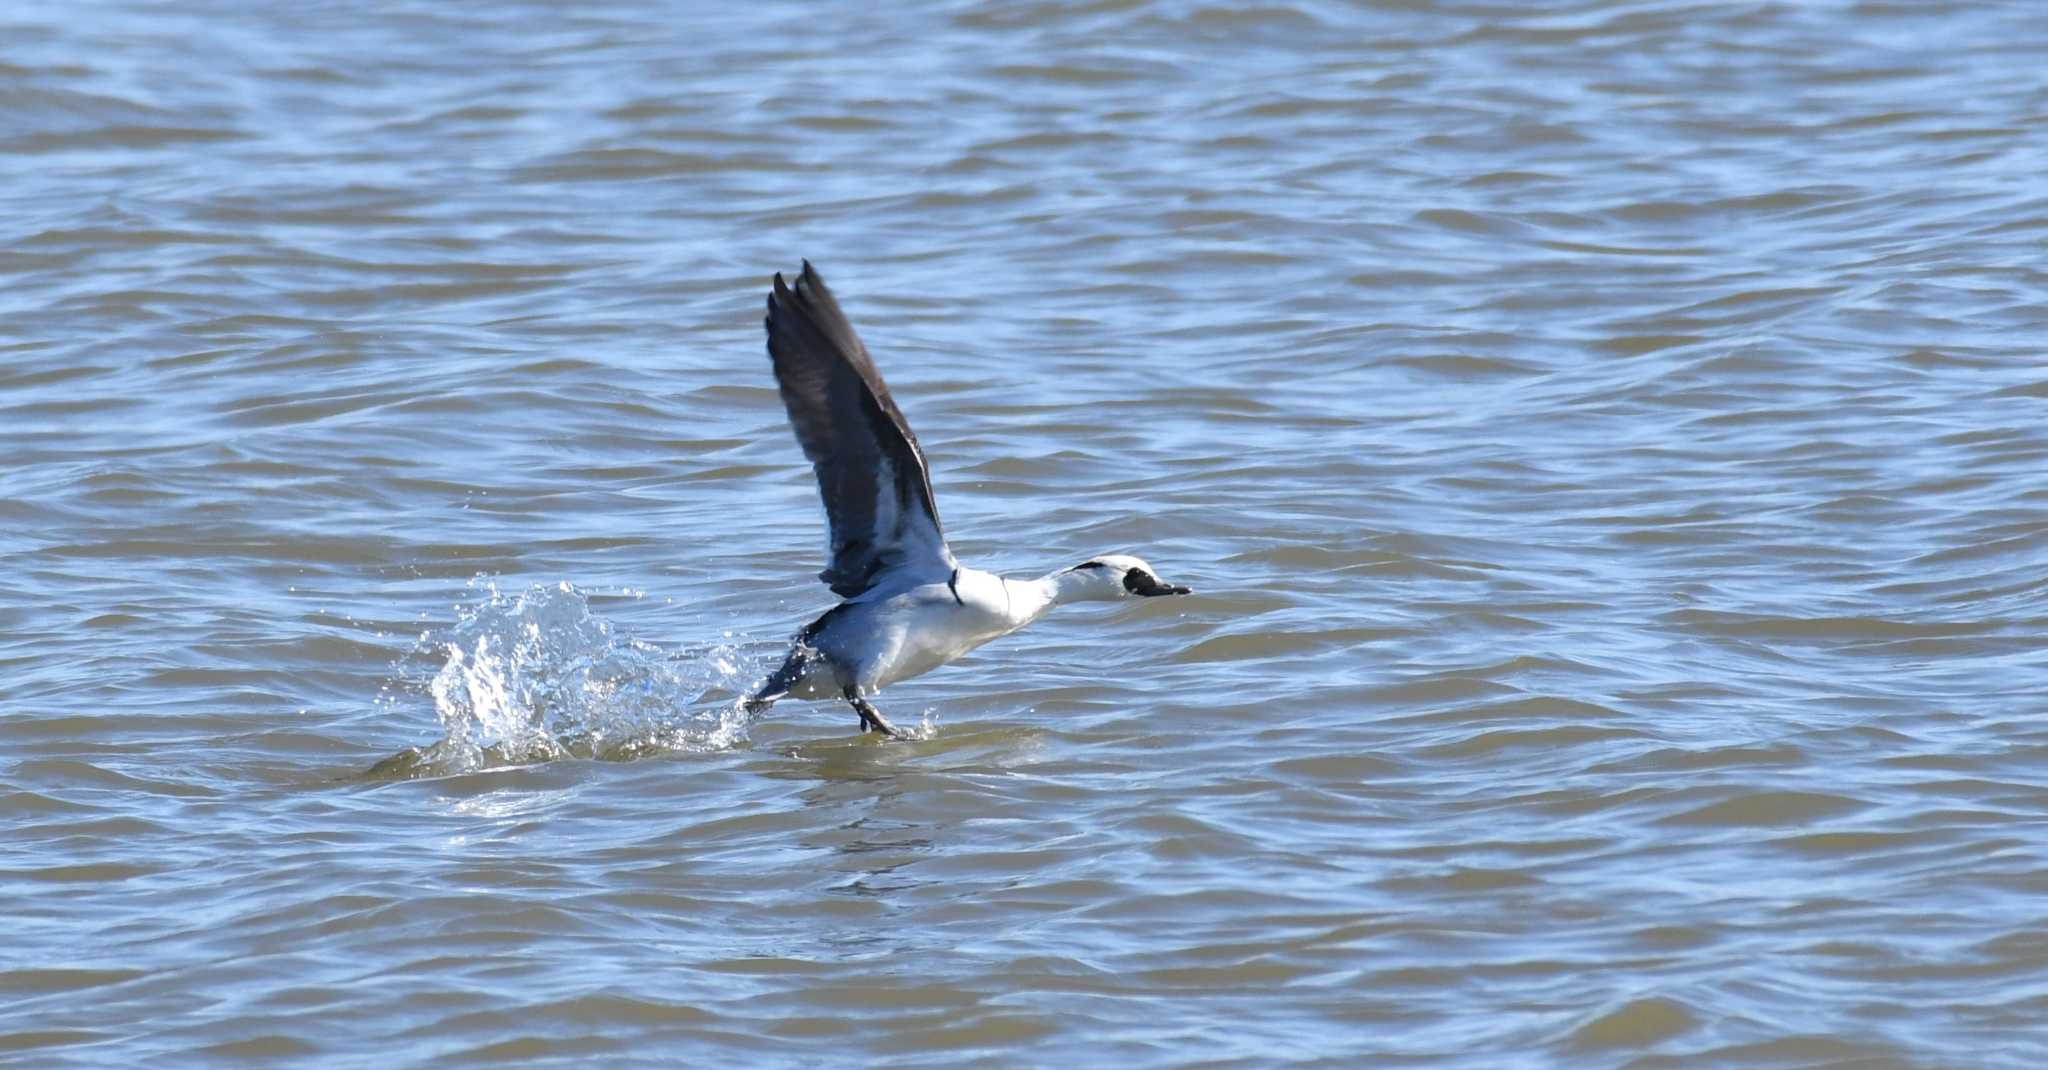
764, 261, 956, 598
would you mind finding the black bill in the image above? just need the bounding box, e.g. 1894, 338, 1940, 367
1124, 569, 1192, 597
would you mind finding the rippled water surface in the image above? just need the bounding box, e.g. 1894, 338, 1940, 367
6, 1, 2048, 1066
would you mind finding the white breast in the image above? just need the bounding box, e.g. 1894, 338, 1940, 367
807, 568, 1022, 693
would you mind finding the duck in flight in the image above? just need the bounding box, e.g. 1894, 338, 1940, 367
743, 261, 1192, 737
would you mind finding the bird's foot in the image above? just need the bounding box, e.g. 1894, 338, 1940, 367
845, 691, 904, 739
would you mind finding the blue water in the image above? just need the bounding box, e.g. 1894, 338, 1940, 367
4, 1, 2047, 1066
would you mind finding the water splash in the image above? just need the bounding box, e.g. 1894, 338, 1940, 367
369, 580, 758, 778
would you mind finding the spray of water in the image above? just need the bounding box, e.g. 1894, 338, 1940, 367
369, 579, 760, 778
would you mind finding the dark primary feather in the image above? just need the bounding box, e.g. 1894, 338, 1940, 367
764, 261, 955, 598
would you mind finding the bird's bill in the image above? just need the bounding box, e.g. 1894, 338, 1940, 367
1129, 574, 1192, 597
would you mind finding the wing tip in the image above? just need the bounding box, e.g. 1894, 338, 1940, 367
767, 261, 827, 310
794, 259, 828, 304
767, 268, 805, 327
767, 260, 843, 337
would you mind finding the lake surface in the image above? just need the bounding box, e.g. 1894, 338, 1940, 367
5, 1, 2047, 1066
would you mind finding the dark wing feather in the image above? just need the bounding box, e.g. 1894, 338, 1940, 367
764, 261, 956, 598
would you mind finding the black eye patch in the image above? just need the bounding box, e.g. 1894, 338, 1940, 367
1121, 569, 1151, 593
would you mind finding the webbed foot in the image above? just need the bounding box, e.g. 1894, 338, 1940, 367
843, 689, 904, 738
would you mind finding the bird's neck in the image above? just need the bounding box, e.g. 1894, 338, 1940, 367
1005, 568, 1118, 626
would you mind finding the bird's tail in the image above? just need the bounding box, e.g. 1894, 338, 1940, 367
742, 646, 811, 715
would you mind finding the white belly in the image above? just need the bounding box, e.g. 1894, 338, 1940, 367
881, 601, 1004, 683
797, 570, 1021, 695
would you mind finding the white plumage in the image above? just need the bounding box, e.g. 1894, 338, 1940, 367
745, 263, 1190, 737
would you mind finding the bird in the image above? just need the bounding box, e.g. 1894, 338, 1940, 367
742, 261, 1191, 738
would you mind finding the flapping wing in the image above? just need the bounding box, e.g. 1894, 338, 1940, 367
764, 261, 956, 598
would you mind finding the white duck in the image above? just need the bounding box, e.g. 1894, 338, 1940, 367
742, 262, 1191, 737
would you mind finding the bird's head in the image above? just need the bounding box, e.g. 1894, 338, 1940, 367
1060, 554, 1192, 601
